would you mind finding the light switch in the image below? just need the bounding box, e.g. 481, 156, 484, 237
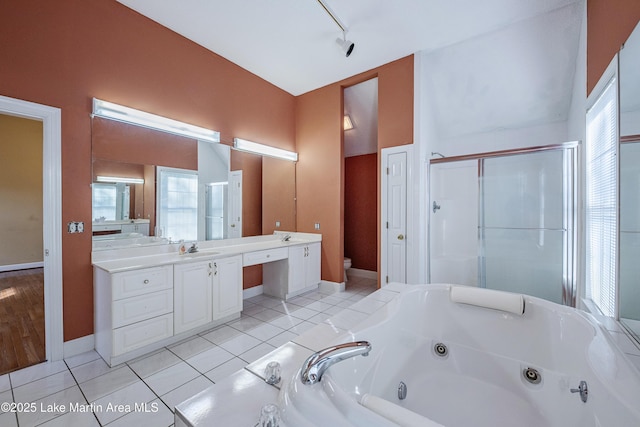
314, 222, 320, 230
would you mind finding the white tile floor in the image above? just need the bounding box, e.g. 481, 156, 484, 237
0, 277, 377, 427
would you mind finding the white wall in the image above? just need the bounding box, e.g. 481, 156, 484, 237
413, 2, 586, 287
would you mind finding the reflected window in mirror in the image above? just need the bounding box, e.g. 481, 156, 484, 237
157, 167, 198, 241
92, 183, 130, 221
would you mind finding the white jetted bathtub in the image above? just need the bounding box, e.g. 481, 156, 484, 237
280, 284, 640, 426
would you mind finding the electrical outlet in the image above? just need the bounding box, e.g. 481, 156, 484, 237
67, 221, 85, 233
314, 222, 320, 230
275, 221, 281, 228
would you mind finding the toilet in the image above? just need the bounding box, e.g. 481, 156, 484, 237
344, 257, 352, 283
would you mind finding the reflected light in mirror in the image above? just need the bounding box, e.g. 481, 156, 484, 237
96, 175, 145, 184
233, 138, 298, 162
92, 98, 221, 143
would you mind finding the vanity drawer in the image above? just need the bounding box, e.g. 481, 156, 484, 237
112, 289, 173, 328
113, 313, 173, 356
112, 265, 173, 300
243, 247, 288, 266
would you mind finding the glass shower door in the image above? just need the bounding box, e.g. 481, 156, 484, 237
479, 149, 574, 304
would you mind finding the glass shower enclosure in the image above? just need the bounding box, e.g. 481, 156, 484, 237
429, 142, 577, 306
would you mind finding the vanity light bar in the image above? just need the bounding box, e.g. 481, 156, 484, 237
233, 138, 298, 162
96, 176, 145, 184
92, 98, 220, 143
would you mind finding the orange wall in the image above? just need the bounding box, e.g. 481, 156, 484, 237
296, 56, 414, 283
0, 0, 295, 341
262, 157, 297, 234
345, 154, 377, 271
91, 118, 198, 170
587, 0, 640, 95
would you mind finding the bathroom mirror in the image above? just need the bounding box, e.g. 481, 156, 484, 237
91, 115, 297, 250
91, 117, 235, 249
618, 21, 640, 341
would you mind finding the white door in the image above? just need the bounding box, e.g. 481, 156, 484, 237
382, 148, 409, 285
228, 170, 242, 238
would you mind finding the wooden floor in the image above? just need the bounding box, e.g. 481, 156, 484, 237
0, 268, 45, 375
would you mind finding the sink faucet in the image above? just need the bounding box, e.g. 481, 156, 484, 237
281, 233, 291, 242
300, 341, 372, 385
187, 242, 199, 253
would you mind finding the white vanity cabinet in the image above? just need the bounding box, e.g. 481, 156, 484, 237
212, 255, 243, 319
288, 242, 321, 294
95, 265, 174, 366
263, 242, 321, 300
93, 233, 321, 365
174, 260, 213, 334
173, 254, 243, 332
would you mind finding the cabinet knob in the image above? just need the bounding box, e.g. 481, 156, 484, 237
143, 279, 149, 284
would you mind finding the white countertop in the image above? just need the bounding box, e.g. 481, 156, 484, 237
92, 232, 321, 274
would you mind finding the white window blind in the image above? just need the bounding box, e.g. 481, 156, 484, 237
157, 168, 198, 241
585, 76, 618, 317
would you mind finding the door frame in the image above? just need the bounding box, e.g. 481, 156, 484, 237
0, 95, 64, 362
380, 145, 414, 285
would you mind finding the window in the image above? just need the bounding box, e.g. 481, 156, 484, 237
585, 71, 619, 317
157, 167, 198, 241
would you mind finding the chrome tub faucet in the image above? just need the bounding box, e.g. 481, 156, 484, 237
300, 341, 372, 385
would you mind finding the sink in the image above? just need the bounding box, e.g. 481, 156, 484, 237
180, 250, 221, 258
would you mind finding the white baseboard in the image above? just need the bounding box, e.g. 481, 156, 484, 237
347, 268, 377, 280
319, 280, 345, 294
0, 262, 44, 273
243, 285, 264, 299
63, 334, 95, 359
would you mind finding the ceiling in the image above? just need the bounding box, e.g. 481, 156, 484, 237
117, 0, 583, 96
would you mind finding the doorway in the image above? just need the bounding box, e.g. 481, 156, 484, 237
0, 95, 64, 367
0, 114, 45, 374
343, 78, 379, 291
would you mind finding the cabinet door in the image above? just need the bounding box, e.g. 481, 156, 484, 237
174, 260, 213, 334
305, 243, 321, 287
213, 255, 243, 320
288, 245, 306, 293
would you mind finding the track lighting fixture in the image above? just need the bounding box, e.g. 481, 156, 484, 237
336, 32, 355, 57
317, 0, 355, 57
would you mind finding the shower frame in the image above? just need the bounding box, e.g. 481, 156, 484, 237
428, 141, 579, 307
